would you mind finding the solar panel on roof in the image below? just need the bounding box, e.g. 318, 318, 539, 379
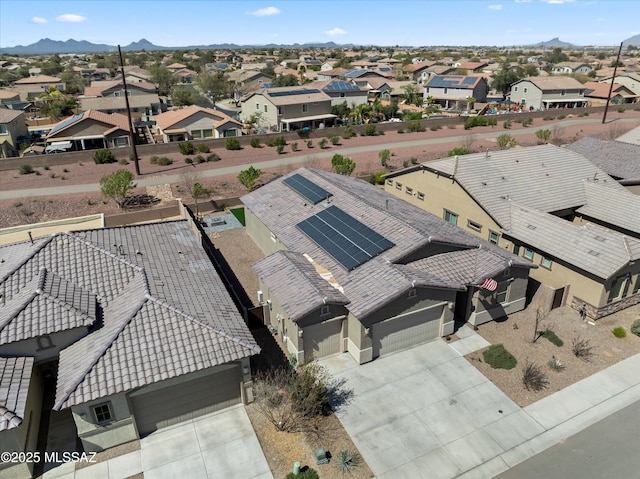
462, 77, 477, 85
49, 113, 83, 135
296, 205, 394, 271
283, 174, 332, 204
268, 88, 321, 97
325, 81, 360, 92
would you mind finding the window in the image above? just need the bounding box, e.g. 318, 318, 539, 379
417, 192, 425, 201
514, 86, 518, 92
467, 220, 482, 232
386, 179, 393, 186
278, 106, 284, 115
256, 103, 260, 110
444, 210, 458, 225
302, 104, 309, 113
443, 88, 448, 94
523, 248, 534, 260
36, 335, 55, 351
264, 104, 268, 113
503, 267, 511, 278
633, 275, 640, 295
513, 244, 520, 256
608, 276, 630, 303
0, 124, 8, 135
561, 90, 566, 96
113, 137, 129, 147
405, 186, 413, 195
320, 305, 330, 316
92, 403, 113, 424
494, 281, 509, 304
523, 87, 528, 93
488, 231, 499, 244
408, 289, 417, 299
340, 92, 346, 98
114, 91, 120, 97
396, 182, 402, 190
540, 257, 552, 269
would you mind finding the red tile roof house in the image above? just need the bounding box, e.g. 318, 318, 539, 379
153, 105, 243, 143
582, 81, 637, 105
0, 221, 259, 478
45, 110, 132, 152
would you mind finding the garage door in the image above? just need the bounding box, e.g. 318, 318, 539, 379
130, 366, 241, 436
372, 306, 443, 358
303, 318, 343, 361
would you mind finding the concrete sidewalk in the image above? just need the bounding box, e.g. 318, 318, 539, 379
321, 326, 640, 479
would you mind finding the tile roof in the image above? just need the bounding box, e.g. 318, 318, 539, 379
247, 86, 331, 106
566, 136, 640, 179
0, 221, 258, 410
0, 108, 23, 123
517, 76, 585, 90
582, 81, 635, 99
243, 168, 531, 319
576, 181, 640, 236
253, 251, 349, 322
0, 357, 34, 431
14, 75, 61, 84
154, 105, 238, 131
48, 110, 130, 137
79, 93, 161, 111
425, 75, 483, 89
420, 144, 625, 229
507, 202, 640, 279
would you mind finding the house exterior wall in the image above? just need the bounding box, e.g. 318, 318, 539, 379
328, 92, 368, 107
0, 113, 29, 158
509, 81, 543, 108
607, 76, 640, 95
241, 94, 278, 127
469, 268, 529, 325
244, 206, 288, 256
48, 119, 114, 141
0, 327, 89, 363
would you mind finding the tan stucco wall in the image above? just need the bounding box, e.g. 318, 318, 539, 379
244, 207, 288, 256
0, 214, 104, 245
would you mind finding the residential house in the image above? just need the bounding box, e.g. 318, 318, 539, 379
0, 89, 26, 110
153, 105, 242, 142
0, 221, 259, 479
79, 79, 163, 117
600, 73, 640, 96
0, 109, 29, 158
342, 69, 391, 88
401, 62, 435, 83
173, 68, 198, 84
114, 66, 153, 84
242, 168, 533, 365
13, 75, 65, 101
582, 81, 637, 105
551, 62, 593, 75
45, 110, 131, 151
228, 69, 273, 92
457, 61, 490, 73
316, 68, 348, 81
308, 79, 368, 108
383, 144, 640, 319
240, 86, 335, 132
508, 76, 587, 110
423, 75, 489, 109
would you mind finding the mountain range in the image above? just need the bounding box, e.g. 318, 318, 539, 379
1, 36, 638, 55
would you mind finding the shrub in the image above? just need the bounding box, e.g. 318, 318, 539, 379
631, 318, 640, 337
496, 133, 518, 149
429, 124, 441, 131
296, 129, 310, 139
195, 155, 206, 164
403, 159, 410, 168
483, 344, 517, 370
548, 356, 565, 372
618, 106, 626, 113
225, 137, 241, 150
540, 329, 563, 347
535, 129, 552, 144
197, 143, 210, 153
207, 153, 221, 162
93, 149, 116, 164
250, 137, 261, 148
523, 361, 549, 391
410, 157, 418, 165
487, 117, 497, 126
572, 337, 594, 362
337, 449, 361, 474
185, 157, 193, 164
557, 114, 566, 120
361, 124, 377, 136
503, 120, 512, 129
155, 157, 172, 166
521, 117, 534, 127
118, 158, 129, 165
19, 164, 34, 175
464, 116, 488, 130
379, 149, 391, 167
286, 468, 319, 479
329, 135, 340, 145
543, 116, 554, 121
43, 165, 50, 170
306, 140, 313, 148
448, 147, 471, 157
150, 156, 159, 164
276, 144, 284, 154
318, 138, 328, 149
373, 171, 386, 185
331, 154, 356, 176
178, 141, 195, 155
290, 141, 298, 152
407, 121, 425, 132
273, 136, 287, 147
612, 326, 627, 338
343, 126, 356, 139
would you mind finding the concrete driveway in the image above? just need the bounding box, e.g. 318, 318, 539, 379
321, 335, 540, 479
44, 404, 272, 479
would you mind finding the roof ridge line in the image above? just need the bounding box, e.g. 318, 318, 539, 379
63, 232, 146, 275
281, 251, 330, 303
147, 296, 260, 352
0, 235, 54, 285
37, 269, 94, 321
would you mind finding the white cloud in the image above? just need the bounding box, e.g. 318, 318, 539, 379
488, 4, 503, 10
323, 27, 347, 36
249, 6, 280, 16
56, 14, 88, 22
31, 17, 48, 24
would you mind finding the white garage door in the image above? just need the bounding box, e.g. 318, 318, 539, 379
130, 366, 241, 436
303, 318, 343, 361
372, 306, 443, 357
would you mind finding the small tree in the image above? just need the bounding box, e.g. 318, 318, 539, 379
448, 147, 471, 157
496, 133, 518, 150
225, 137, 241, 150
331, 154, 356, 176
93, 149, 116, 164
178, 141, 195, 155
181, 170, 212, 217
100, 169, 136, 209
379, 149, 392, 168
318, 138, 328, 149
535, 129, 552, 144
237, 166, 263, 191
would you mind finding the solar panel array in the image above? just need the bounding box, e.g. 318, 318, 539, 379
428, 76, 478, 89
283, 174, 332, 204
297, 205, 394, 271
268, 88, 321, 97
324, 81, 361, 92
49, 113, 83, 135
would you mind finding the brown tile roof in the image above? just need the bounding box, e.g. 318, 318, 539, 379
14, 75, 61, 84
154, 105, 238, 131
521, 76, 585, 90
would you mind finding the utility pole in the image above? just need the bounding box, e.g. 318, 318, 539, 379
602, 41, 624, 124
118, 45, 141, 175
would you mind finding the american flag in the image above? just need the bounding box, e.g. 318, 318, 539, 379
479, 277, 498, 292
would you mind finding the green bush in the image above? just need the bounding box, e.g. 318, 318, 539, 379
337, 449, 361, 474
197, 143, 210, 153
273, 136, 287, 147
276, 144, 284, 154
379, 149, 391, 167
496, 133, 518, 149
535, 129, 552, 143
207, 153, 221, 162
195, 155, 206, 164
118, 158, 129, 165
618, 106, 626, 113
93, 149, 116, 164
306, 140, 313, 148
631, 319, 640, 337
318, 138, 328, 149
185, 157, 193, 164
407, 121, 425, 132
225, 137, 241, 150
285, 468, 319, 479
464, 116, 488, 130
178, 141, 195, 155
448, 147, 471, 157
155, 157, 172, 166
612, 326, 627, 338
503, 120, 512, 129
290, 141, 298, 152
343, 126, 357, 139
540, 329, 563, 347
487, 117, 498, 126
250, 137, 261, 148
483, 344, 517, 370
19, 164, 34, 175
330, 135, 340, 145
296, 129, 310, 139
373, 171, 386, 185
361, 124, 377, 136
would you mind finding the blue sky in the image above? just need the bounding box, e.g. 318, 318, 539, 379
1, 0, 638, 49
